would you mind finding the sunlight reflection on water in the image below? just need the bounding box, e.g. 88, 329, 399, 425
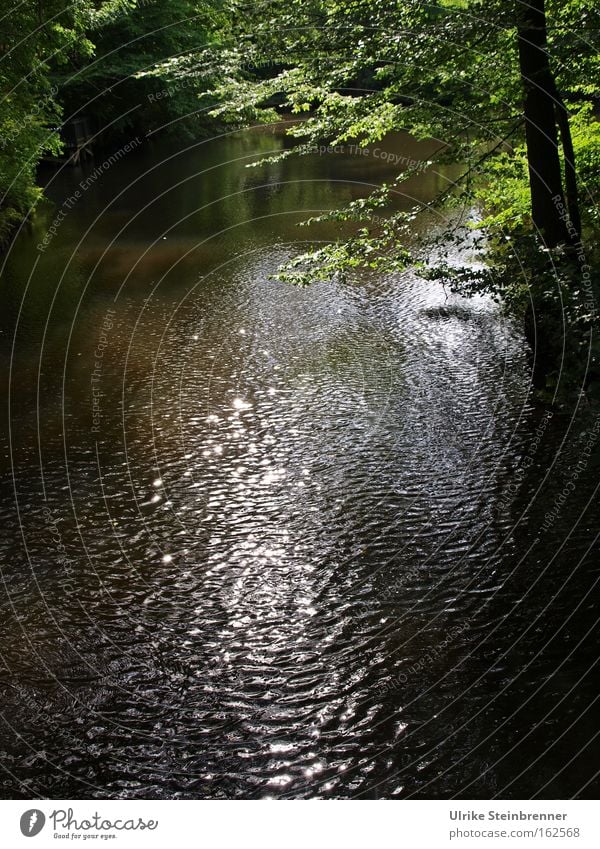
1, 129, 598, 800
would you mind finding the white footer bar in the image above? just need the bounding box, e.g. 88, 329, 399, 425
0, 800, 597, 849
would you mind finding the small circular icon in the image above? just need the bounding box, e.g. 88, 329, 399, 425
20, 810, 46, 837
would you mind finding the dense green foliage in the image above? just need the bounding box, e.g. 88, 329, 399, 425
0, 1, 93, 242
0, 0, 223, 244
57, 0, 225, 143
194, 1, 599, 249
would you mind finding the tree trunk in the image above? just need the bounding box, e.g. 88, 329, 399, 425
517, 0, 569, 247
554, 93, 582, 241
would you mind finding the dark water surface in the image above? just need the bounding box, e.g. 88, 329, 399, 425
0, 126, 599, 799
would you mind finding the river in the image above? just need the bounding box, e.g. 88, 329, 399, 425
0, 124, 598, 799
